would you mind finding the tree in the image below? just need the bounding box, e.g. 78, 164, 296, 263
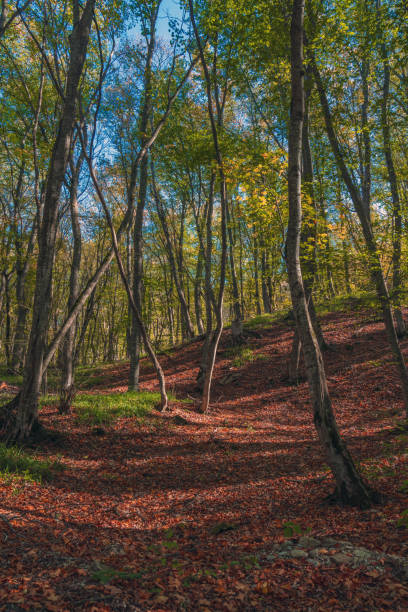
286, 0, 374, 508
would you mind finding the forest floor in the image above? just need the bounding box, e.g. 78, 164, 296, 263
1, 307, 408, 610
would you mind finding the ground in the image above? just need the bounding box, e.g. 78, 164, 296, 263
1, 309, 408, 611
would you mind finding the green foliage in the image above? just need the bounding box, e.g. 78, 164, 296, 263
399, 480, 408, 494
0, 444, 62, 483
224, 345, 264, 367
315, 292, 380, 316
282, 521, 311, 538
243, 313, 276, 330
91, 564, 141, 584
397, 510, 408, 529
74, 391, 159, 426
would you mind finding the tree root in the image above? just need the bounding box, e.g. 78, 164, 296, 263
324, 485, 383, 509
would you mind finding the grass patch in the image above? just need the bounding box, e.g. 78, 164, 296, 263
0, 443, 61, 483
74, 390, 160, 426
244, 313, 278, 330
0, 366, 22, 386
225, 346, 268, 368
315, 291, 380, 316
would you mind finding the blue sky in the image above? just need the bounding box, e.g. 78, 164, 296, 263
155, 0, 184, 38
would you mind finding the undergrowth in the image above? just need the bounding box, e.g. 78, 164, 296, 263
74, 390, 160, 426
0, 444, 61, 482
226, 346, 268, 367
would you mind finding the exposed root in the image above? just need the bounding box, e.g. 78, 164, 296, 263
324, 486, 383, 509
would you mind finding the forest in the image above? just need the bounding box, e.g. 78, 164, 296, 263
1, 0, 408, 609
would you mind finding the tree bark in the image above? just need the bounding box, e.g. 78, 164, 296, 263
312, 53, 408, 416
59, 153, 84, 412
287, 0, 373, 507
128, 3, 161, 390
381, 43, 405, 337
1, 0, 96, 443
188, 0, 228, 413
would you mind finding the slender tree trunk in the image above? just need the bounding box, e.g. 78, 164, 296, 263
153, 183, 195, 339
253, 238, 262, 315
59, 154, 83, 412
381, 45, 405, 337
194, 248, 205, 335
11, 166, 36, 372
196, 173, 215, 391
128, 4, 160, 390
312, 54, 408, 416
287, 0, 373, 507
226, 200, 244, 343
261, 250, 272, 313
81, 135, 168, 410
0, 0, 96, 443
3, 272, 11, 368
11, 267, 31, 372
128, 153, 146, 390
188, 0, 228, 413
289, 85, 327, 377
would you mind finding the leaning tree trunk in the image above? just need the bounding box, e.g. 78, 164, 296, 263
153, 182, 195, 340
196, 173, 215, 391
11, 165, 36, 372
287, 0, 374, 507
381, 45, 405, 337
188, 0, 228, 413
226, 200, 244, 344
194, 247, 205, 335
59, 153, 84, 413
127, 3, 160, 390
288, 93, 327, 381
128, 153, 147, 391
0, 0, 96, 443
312, 52, 408, 417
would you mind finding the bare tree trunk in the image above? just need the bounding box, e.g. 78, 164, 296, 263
226, 200, 244, 344
287, 0, 373, 507
188, 0, 228, 413
0, 0, 96, 443
128, 4, 160, 390
59, 153, 83, 413
253, 237, 262, 315
196, 173, 215, 391
153, 182, 195, 339
381, 43, 405, 337
261, 250, 272, 313
11, 165, 36, 372
312, 53, 408, 416
3, 271, 12, 368
194, 248, 205, 335
289, 84, 327, 379
81, 137, 168, 410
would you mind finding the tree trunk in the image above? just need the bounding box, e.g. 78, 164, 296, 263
194, 248, 205, 335
226, 200, 244, 344
261, 250, 272, 313
381, 43, 405, 337
253, 238, 262, 315
59, 154, 83, 413
128, 3, 160, 390
1, 0, 96, 443
287, 0, 373, 507
153, 183, 195, 339
288, 84, 327, 377
312, 53, 408, 416
196, 173, 215, 391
